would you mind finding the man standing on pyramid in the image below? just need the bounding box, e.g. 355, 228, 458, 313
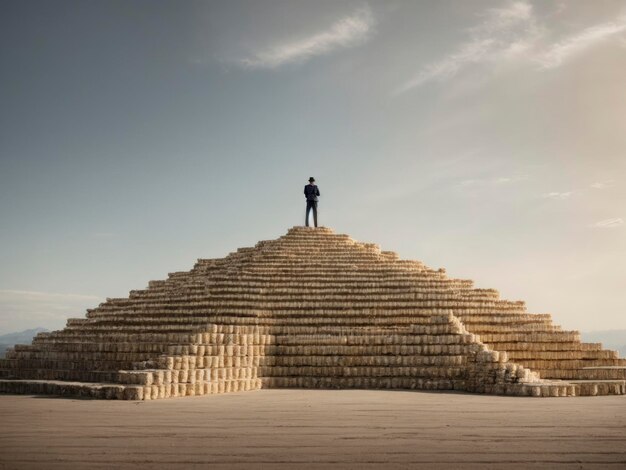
304, 177, 320, 227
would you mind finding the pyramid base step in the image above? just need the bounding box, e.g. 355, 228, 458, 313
0, 378, 262, 400
5, 377, 624, 399
569, 380, 626, 396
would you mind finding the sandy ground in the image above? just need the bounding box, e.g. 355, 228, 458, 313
0, 389, 625, 470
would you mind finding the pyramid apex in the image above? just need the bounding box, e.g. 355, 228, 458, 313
286, 226, 335, 235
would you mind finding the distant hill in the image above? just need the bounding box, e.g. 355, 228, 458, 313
0, 327, 49, 358
581, 330, 626, 358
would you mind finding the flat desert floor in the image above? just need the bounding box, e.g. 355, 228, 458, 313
1, 389, 625, 469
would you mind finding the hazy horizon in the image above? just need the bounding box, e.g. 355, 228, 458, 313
1, 0, 625, 334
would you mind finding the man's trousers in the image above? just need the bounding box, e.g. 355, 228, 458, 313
306, 200, 318, 227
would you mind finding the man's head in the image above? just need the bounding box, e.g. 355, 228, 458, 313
308, 177, 315, 184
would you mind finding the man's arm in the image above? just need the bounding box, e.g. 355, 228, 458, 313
316, 187, 320, 196
304, 186, 307, 197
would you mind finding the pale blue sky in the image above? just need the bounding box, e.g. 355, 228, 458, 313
1, 0, 625, 334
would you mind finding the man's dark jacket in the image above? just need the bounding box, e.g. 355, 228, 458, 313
304, 184, 320, 202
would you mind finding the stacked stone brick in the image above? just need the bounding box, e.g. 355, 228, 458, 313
1, 227, 624, 399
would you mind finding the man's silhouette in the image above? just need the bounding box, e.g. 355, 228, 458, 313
304, 177, 320, 227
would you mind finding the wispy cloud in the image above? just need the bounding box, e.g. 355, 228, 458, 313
542, 191, 573, 200
460, 174, 528, 187
495, 175, 528, 184
590, 180, 614, 190
396, 1, 538, 94
396, 3, 626, 94
592, 218, 624, 228
537, 16, 626, 68
541, 180, 615, 199
239, 6, 374, 69
470, 1, 534, 34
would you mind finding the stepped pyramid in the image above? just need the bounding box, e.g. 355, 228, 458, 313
1, 226, 625, 400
